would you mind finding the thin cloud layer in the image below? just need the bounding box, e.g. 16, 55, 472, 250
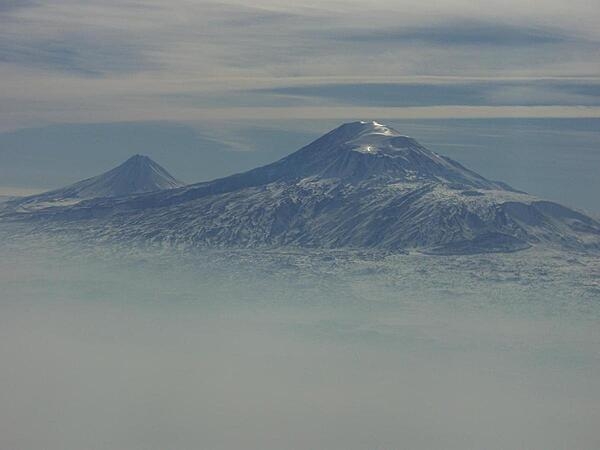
331, 20, 573, 46
253, 81, 600, 107
1, 0, 600, 129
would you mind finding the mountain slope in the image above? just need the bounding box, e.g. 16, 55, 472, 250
7, 154, 183, 211
2, 122, 599, 254
235, 120, 511, 188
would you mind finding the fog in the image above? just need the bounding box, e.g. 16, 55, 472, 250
1, 237, 599, 449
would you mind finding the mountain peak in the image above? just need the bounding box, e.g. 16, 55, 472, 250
121, 154, 153, 166
127, 153, 149, 161
77, 154, 184, 197
207, 121, 508, 191
325, 120, 403, 142
349, 120, 397, 132
245, 121, 501, 187
307, 121, 423, 157
12, 155, 184, 209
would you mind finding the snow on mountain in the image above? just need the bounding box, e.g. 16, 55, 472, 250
7, 154, 184, 211
197, 121, 512, 190
2, 122, 600, 254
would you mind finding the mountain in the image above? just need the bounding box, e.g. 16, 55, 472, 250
228, 120, 511, 189
6, 154, 184, 211
2, 122, 600, 254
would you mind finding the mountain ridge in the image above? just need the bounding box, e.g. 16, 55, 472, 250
2, 122, 599, 254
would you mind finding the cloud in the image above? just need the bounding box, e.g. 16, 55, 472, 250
0, 33, 158, 76
253, 81, 600, 107
0, 0, 599, 128
333, 20, 573, 46
0, 0, 38, 13
255, 83, 488, 107
0, 1, 162, 76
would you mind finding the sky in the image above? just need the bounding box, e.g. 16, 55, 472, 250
1, 0, 600, 131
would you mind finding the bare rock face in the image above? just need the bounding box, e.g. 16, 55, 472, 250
3, 122, 600, 254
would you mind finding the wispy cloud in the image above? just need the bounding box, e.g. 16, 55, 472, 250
0, 0, 599, 129
0, 32, 158, 76
252, 80, 600, 107
0, 0, 38, 13
332, 20, 573, 46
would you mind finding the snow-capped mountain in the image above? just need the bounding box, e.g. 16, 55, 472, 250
3, 122, 600, 254
230, 120, 511, 189
6, 154, 183, 211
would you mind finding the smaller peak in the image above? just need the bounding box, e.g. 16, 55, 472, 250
126, 154, 151, 162
121, 154, 155, 168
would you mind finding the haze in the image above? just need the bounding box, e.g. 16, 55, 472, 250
1, 237, 599, 450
